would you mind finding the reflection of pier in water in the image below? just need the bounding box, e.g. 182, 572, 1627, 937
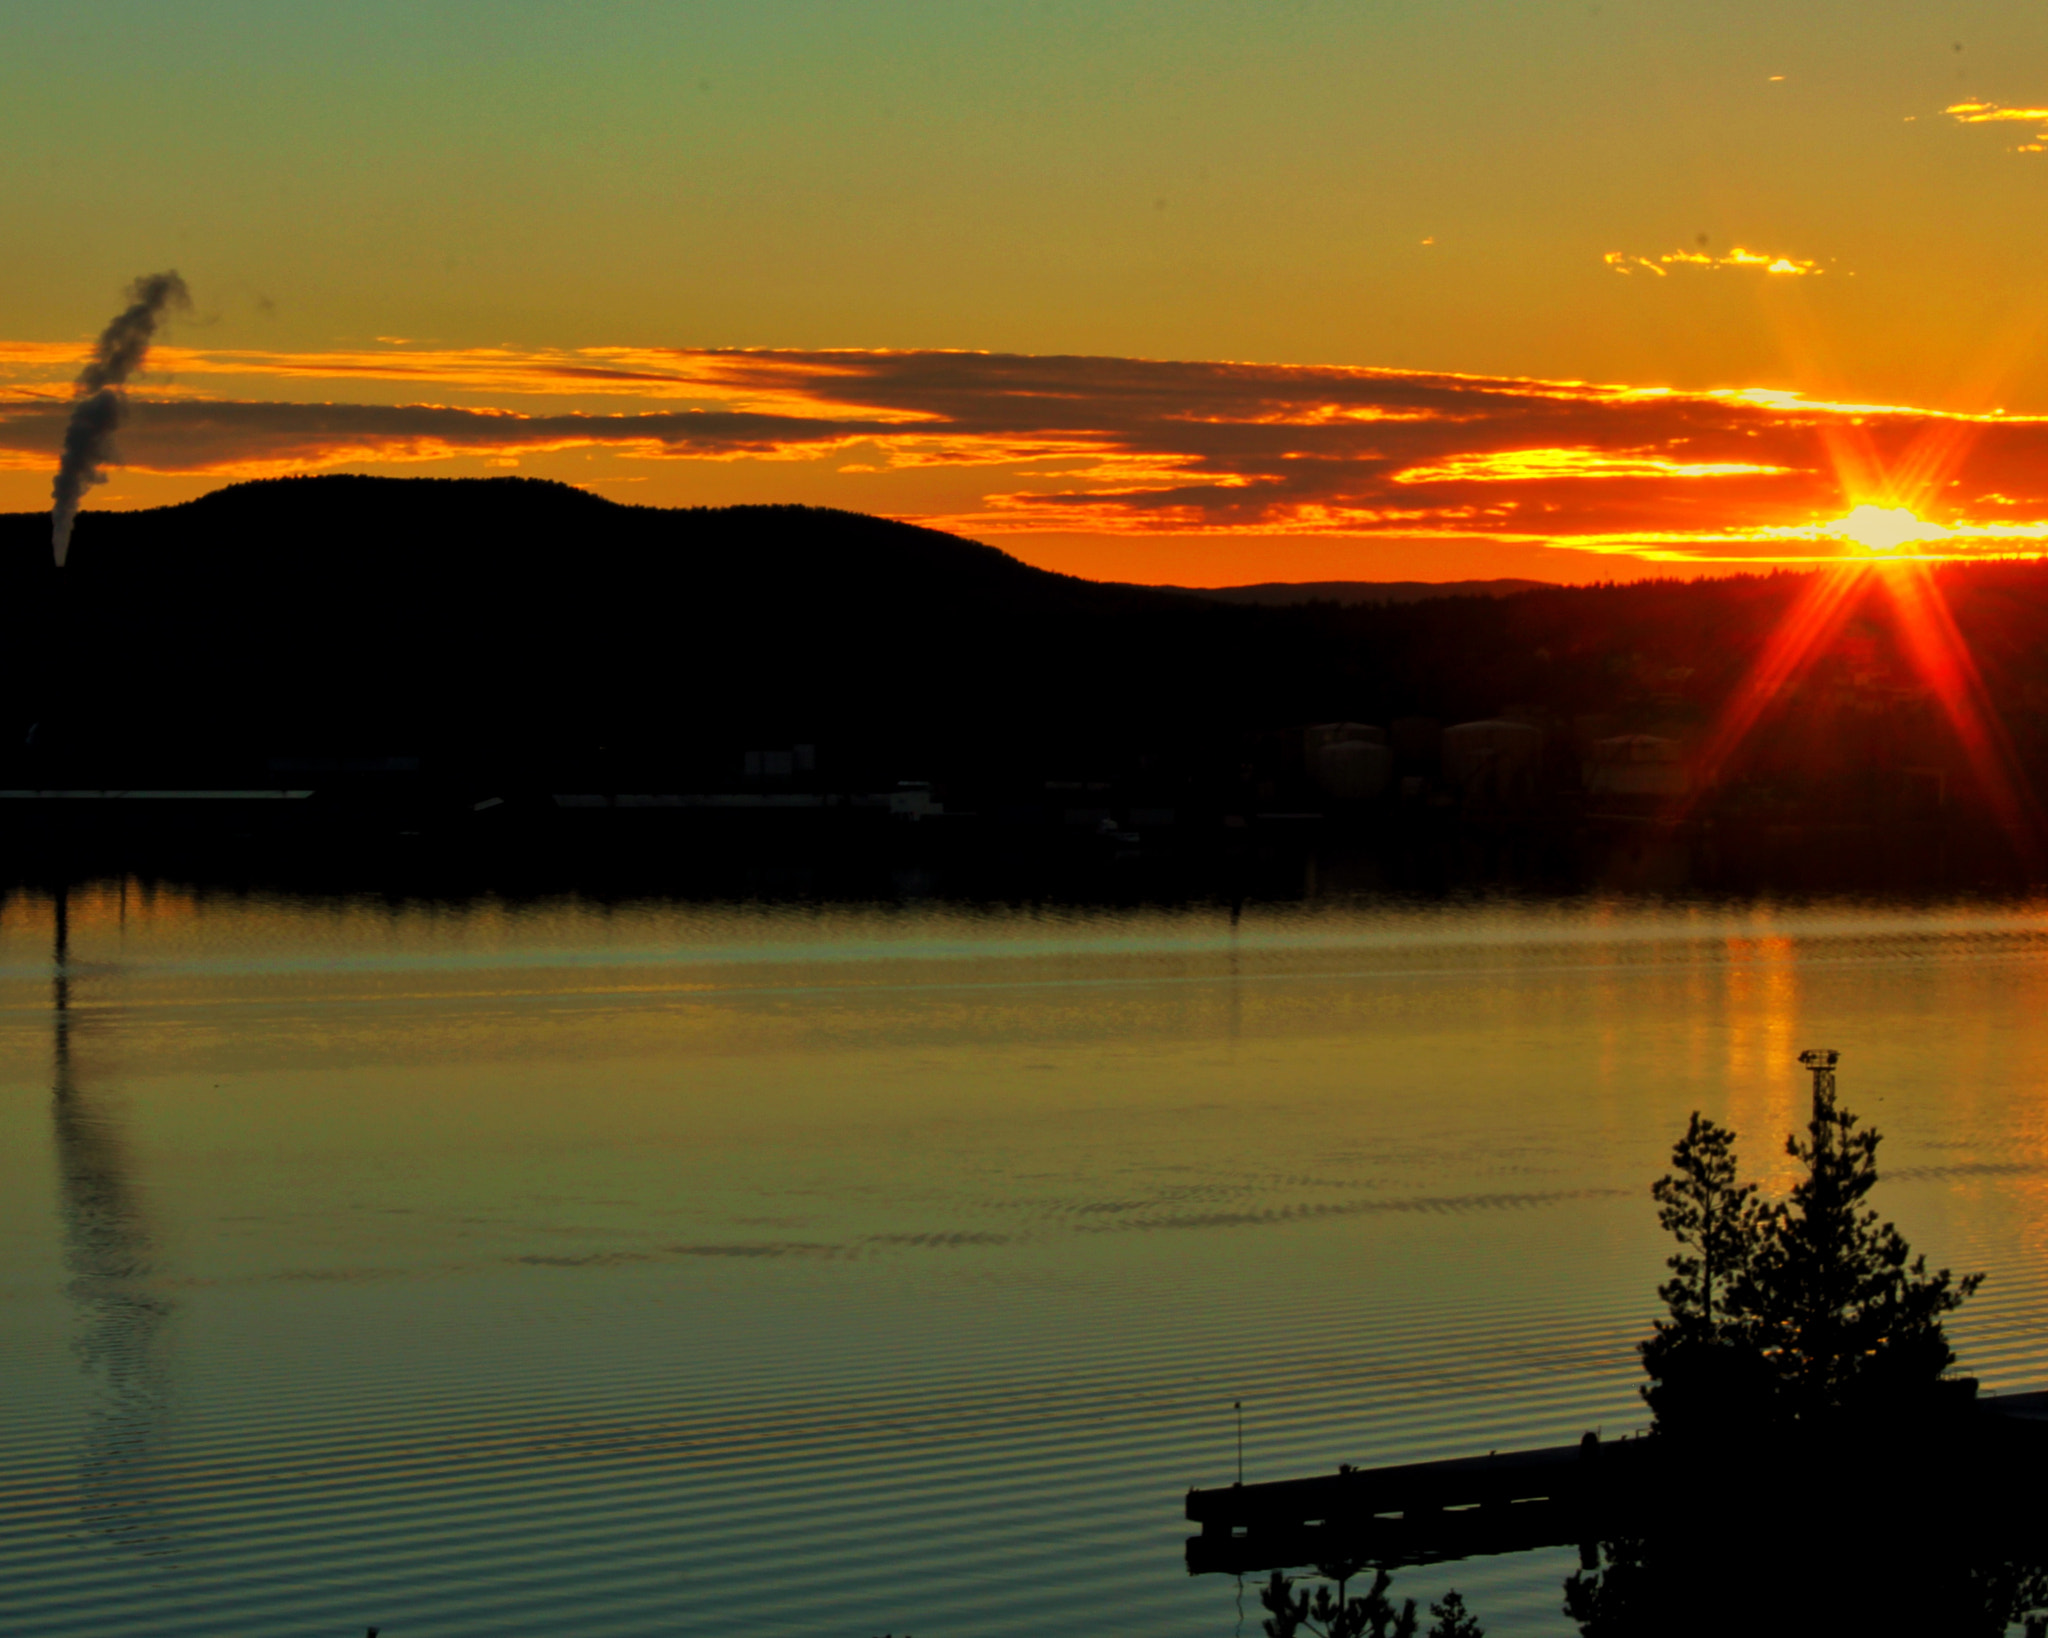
49, 883, 177, 1556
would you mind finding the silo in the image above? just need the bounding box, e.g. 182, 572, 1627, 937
1312, 737, 1392, 802
1442, 718, 1544, 801
1304, 721, 1386, 756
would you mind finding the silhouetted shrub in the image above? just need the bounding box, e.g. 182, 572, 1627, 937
1258, 1565, 1481, 1638
1641, 1063, 1981, 1433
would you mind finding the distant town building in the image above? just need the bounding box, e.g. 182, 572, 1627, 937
1584, 733, 1689, 797
1443, 718, 1544, 801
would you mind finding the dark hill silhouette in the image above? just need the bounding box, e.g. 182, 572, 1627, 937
0, 476, 1313, 787
6, 476, 2048, 823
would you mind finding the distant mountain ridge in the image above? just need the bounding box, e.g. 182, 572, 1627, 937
1164, 579, 1550, 606
0, 475, 1286, 784
6, 475, 2048, 815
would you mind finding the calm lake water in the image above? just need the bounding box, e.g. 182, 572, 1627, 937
3, 882, 2047, 1637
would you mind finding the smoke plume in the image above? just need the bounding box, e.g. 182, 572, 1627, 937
51, 271, 191, 567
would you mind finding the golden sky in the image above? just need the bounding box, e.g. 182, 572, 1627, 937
6, 1, 2048, 583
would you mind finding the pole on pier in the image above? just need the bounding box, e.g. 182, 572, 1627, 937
1799, 1049, 1840, 1145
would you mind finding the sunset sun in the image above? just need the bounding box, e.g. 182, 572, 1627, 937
1828, 502, 1952, 555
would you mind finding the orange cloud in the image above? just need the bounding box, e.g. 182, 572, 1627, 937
0, 398, 899, 476
1946, 100, 2048, 123
1391, 448, 1791, 483
1604, 248, 1827, 276
6, 343, 2048, 566
0, 337, 915, 416
1945, 100, 2048, 150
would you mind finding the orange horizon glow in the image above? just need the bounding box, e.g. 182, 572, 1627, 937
9, 339, 2048, 584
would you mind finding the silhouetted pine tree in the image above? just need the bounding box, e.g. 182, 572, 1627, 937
1573, 1066, 2023, 1633
1737, 1074, 1983, 1420
1638, 1112, 1771, 1430
1426, 1589, 1484, 1638
1642, 1071, 1981, 1430
1650, 1112, 1758, 1335
1259, 1567, 1416, 1638
1259, 1566, 1478, 1638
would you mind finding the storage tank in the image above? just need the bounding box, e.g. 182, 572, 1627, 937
1442, 718, 1544, 800
1585, 733, 1688, 796
1312, 737, 1392, 802
1303, 721, 1386, 756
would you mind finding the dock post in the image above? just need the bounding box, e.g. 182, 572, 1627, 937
1577, 1428, 1601, 1568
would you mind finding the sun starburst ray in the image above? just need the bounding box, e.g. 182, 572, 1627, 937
1685, 563, 1871, 803
1877, 561, 2044, 866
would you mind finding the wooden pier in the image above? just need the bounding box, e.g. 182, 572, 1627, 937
1185, 1432, 1649, 1575
1184, 1390, 2048, 1577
